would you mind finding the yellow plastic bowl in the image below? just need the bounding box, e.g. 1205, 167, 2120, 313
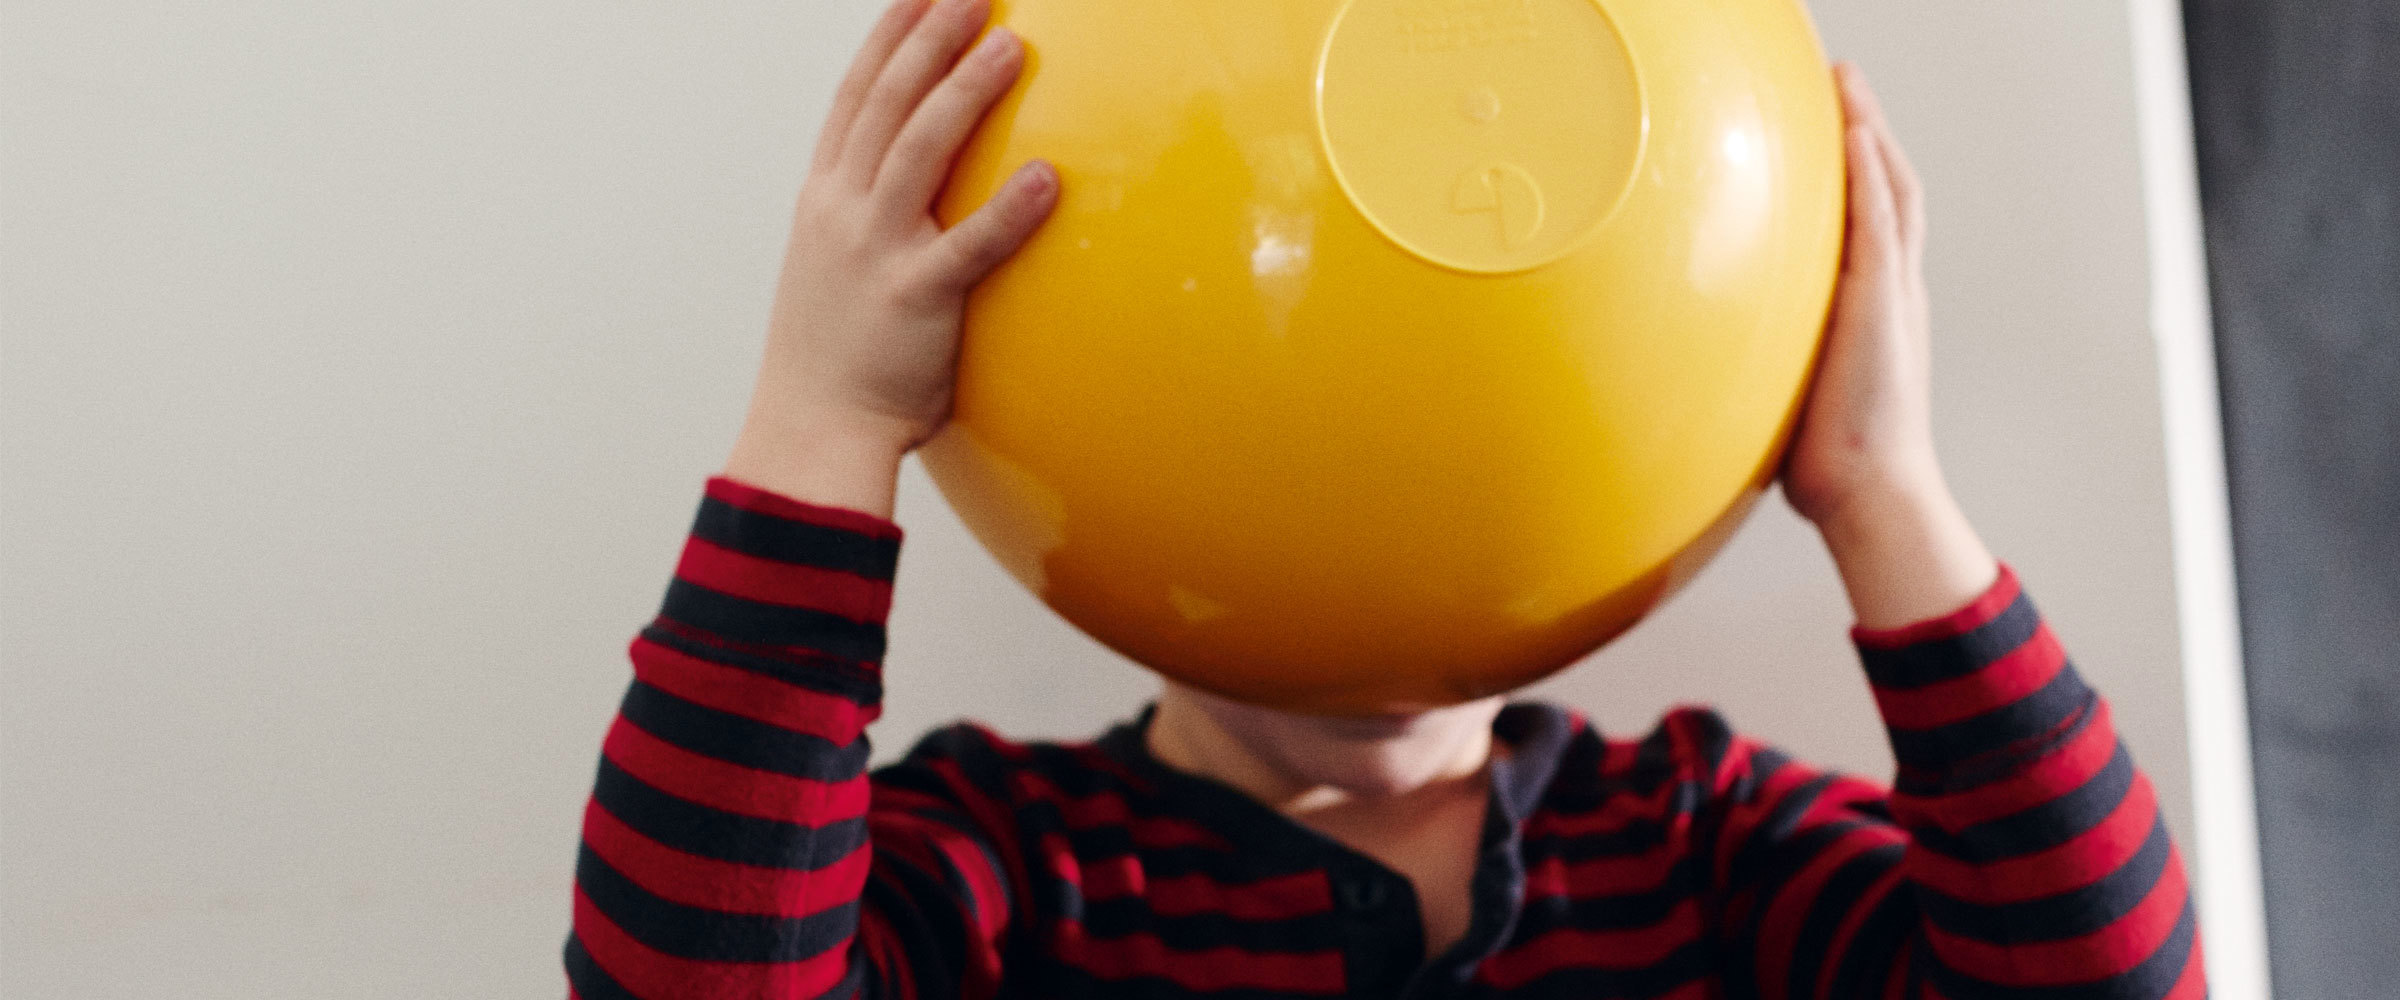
928, 0, 1845, 715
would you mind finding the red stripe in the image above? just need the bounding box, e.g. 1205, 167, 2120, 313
867, 804, 1014, 994
1520, 827, 1687, 901
1149, 869, 1332, 920
709, 476, 902, 540
1817, 865, 1910, 1000
605, 718, 868, 822
1854, 564, 2021, 649
861, 908, 917, 1000
676, 536, 893, 622
631, 634, 876, 743
1034, 831, 1335, 921
1009, 770, 1232, 850
583, 799, 871, 918
1925, 847, 2190, 985
866, 806, 1013, 942
1710, 760, 1881, 889
935, 822, 1013, 944
1477, 897, 1708, 989
1519, 762, 1718, 842
572, 888, 854, 999
1893, 700, 2120, 829
1873, 625, 2065, 729
1757, 823, 1909, 995
1599, 736, 1641, 777
1879, 939, 1908, 1000
1052, 923, 1345, 993
920, 757, 1036, 913
1908, 773, 2161, 902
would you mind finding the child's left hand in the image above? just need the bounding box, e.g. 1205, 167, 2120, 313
1782, 63, 1999, 629
1781, 62, 1944, 528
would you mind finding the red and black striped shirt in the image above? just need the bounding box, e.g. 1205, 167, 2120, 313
565, 477, 2206, 999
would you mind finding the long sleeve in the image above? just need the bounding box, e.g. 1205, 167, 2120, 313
1703, 564, 2205, 1000
564, 478, 1015, 1000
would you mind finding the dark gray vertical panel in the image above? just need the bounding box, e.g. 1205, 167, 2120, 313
2181, 1, 2400, 996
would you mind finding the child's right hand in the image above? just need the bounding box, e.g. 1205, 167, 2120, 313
726, 0, 1057, 513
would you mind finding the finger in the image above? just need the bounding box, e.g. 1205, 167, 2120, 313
839, 0, 993, 183
812, 0, 932, 176
1835, 64, 1925, 253
924, 159, 1058, 291
874, 27, 1023, 218
1875, 124, 1926, 256
1841, 120, 1901, 284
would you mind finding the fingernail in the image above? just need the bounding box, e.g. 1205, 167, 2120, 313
975, 26, 1017, 58
1019, 159, 1055, 192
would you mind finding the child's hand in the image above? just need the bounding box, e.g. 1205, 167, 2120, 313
727, 0, 1057, 510
1783, 63, 1999, 629
1781, 63, 1941, 527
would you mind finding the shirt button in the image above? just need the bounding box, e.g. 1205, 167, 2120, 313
1337, 877, 1391, 911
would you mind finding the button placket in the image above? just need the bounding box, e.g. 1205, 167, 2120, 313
1337, 875, 1393, 912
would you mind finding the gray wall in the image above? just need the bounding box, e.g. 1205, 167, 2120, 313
2183, 1, 2400, 995
2, 1, 2210, 995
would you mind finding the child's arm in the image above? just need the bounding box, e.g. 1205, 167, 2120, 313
1695, 573, 2202, 998
566, 2, 1057, 996
1710, 64, 2204, 997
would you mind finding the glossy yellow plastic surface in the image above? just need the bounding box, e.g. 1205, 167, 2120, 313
928, 0, 1846, 715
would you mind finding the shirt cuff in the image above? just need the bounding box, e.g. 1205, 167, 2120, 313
1850, 562, 2020, 649
706, 475, 904, 542
648, 478, 905, 667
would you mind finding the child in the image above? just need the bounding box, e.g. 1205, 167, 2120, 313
564, 1, 2203, 996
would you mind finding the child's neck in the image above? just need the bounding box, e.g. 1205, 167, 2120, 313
1144, 683, 1503, 809
1146, 684, 1504, 958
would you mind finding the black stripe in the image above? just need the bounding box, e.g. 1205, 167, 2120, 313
562, 937, 642, 1000
620, 680, 871, 783
1068, 890, 1349, 953
1709, 773, 1891, 1000
1732, 816, 1888, 943
1823, 876, 1921, 1000
1784, 841, 1908, 999
862, 849, 972, 1000
1035, 964, 1352, 1000
640, 623, 881, 704
1522, 781, 1708, 861
1910, 743, 2137, 862
661, 578, 887, 662
877, 802, 1020, 930
1919, 815, 2173, 943
1629, 721, 1682, 784
1506, 854, 1709, 941
576, 843, 858, 962
1887, 667, 2096, 775
1893, 691, 2102, 798
1010, 804, 1307, 885
1860, 593, 2044, 689
1500, 939, 1715, 999
593, 758, 867, 870
1721, 772, 1845, 889
693, 495, 900, 580
1925, 896, 2196, 1000
1676, 708, 1738, 772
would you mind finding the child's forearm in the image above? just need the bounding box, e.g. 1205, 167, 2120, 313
724, 402, 911, 521
1812, 474, 2001, 631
